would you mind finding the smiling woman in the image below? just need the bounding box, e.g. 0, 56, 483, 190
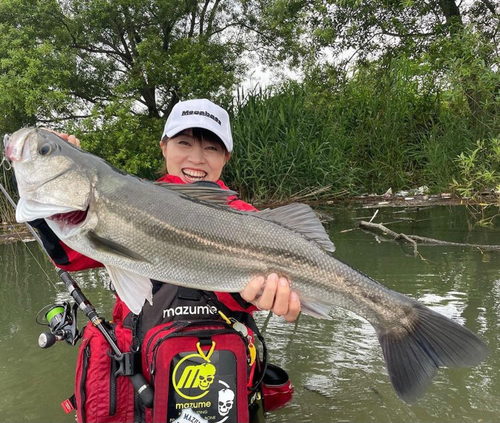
160, 128, 230, 183
3, 98, 300, 423
158, 99, 234, 183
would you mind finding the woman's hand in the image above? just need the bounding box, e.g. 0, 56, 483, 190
58, 133, 80, 148
43, 128, 80, 148
240, 273, 301, 322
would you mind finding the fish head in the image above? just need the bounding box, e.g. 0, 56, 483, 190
4, 128, 92, 223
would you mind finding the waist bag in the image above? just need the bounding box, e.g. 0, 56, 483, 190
74, 320, 136, 423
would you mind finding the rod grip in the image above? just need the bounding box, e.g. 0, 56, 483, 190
130, 373, 154, 408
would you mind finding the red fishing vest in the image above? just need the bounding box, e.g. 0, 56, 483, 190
69, 283, 293, 423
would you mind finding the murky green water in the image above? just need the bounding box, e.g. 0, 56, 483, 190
1, 205, 499, 423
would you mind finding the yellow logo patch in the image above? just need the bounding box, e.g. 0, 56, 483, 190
173, 352, 217, 400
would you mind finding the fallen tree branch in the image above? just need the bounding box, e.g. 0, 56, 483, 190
394, 232, 419, 257
359, 220, 500, 255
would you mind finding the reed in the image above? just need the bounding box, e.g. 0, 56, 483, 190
224, 55, 499, 204
226, 84, 360, 204
0, 167, 17, 225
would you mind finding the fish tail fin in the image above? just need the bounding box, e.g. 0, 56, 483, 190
376, 303, 488, 404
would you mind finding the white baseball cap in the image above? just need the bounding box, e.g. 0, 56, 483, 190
162, 99, 233, 152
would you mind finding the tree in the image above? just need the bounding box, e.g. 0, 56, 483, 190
255, 0, 500, 68
255, 0, 500, 147
0, 0, 264, 176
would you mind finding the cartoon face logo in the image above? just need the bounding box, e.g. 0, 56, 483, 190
218, 388, 235, 416
197, 363, 216, 390
173, 354, 218, 400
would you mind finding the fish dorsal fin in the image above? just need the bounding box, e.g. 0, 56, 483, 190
257, 203, 336, 253
154, 181, 237, 206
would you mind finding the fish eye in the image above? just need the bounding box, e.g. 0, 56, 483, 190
39, 143, 53, 156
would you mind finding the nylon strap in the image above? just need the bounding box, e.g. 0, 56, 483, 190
198, 290, 268, 392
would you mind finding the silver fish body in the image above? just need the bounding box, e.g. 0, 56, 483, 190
4, 128, 488, 404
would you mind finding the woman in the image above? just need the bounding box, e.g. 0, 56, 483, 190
53, 98, 300, 320
37, 98, 299, 423
157, 99, 300, 319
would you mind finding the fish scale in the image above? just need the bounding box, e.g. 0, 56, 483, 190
5, 127, 489, 405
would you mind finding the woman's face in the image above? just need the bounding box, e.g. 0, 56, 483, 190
160, 129, 230, 183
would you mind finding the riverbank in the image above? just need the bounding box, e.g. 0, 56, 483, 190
256, 191, 472, 209
2, 192, 493, 246
340, 192, 466, 208
0, 223, 34, 244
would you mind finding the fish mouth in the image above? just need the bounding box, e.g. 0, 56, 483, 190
44, 207, 90, 239
4, 129, 33, 162
15, 197, 88, 224
182, 168, 208, 182
48, 208, 89, 225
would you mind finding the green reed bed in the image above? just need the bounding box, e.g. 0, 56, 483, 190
225, 55, 499, 205
226, 85, 359, 205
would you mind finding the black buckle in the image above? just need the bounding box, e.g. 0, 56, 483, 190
108, 350, 135, 376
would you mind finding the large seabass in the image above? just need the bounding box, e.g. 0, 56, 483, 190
4, 128, 488, 404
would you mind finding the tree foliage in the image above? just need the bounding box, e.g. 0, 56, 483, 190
0, 0, 262, 176
256, 0, 500, 68
1, 0, 499, 205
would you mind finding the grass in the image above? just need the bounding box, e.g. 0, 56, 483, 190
222, 54, 499, 205
0, 166, 16, 225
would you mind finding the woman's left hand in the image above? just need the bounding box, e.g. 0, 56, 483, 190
240, 273, 301, 322
42, 128, 81, 147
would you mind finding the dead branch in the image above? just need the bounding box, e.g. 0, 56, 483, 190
394, 232, 418, 257
359, 220, 500, 254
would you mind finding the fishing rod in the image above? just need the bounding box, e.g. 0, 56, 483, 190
0, 178, 154, 407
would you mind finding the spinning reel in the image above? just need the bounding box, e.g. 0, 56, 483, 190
36, 302, 81, 348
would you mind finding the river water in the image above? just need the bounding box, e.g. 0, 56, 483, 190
0, 205, 499, 423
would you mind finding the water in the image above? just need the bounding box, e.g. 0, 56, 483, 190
0, 205, 499, 423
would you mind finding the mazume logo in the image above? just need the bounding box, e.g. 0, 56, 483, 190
163, 305, 218, 319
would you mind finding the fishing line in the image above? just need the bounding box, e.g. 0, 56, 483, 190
0, 154, 11, 171
0, 156, 62, 293
1, 142, 154, 406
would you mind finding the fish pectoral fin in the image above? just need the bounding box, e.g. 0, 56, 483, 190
87, 231, 150, 262
300, 298, 333, 320
105, 265, 153, 315
257, 204, 335, 253
154, 181, 237, 206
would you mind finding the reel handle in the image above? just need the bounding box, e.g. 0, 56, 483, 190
38, 332, 57, 349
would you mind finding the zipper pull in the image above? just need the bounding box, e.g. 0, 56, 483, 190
247, 342, 257, 366
131, 314, 140, 353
